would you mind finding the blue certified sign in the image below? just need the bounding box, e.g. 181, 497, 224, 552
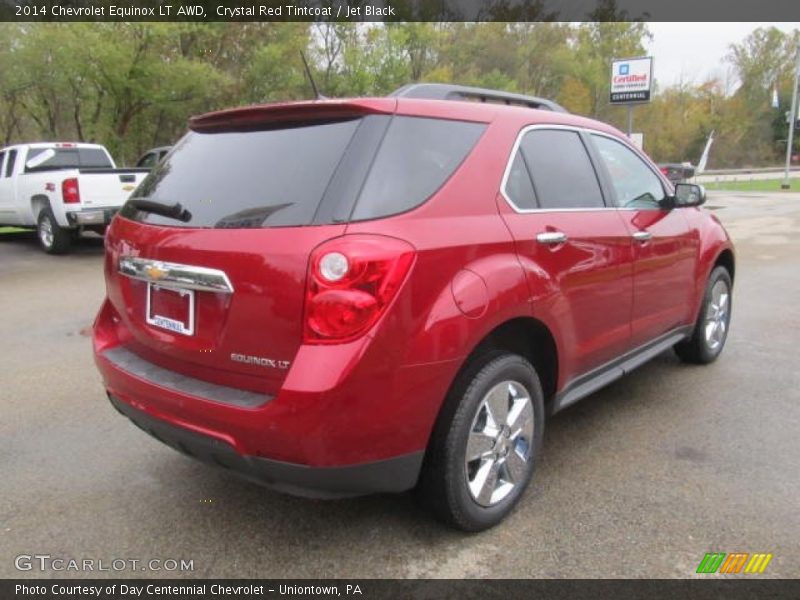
619, 64, 630, 75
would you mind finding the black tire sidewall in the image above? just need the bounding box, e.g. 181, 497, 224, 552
443, 354, 545, 531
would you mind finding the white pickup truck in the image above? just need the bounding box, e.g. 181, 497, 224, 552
0, 142, 149, 254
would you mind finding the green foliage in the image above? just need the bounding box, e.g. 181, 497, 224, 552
0, 22, 797, 168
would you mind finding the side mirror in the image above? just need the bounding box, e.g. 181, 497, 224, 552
673, 183, 706, 208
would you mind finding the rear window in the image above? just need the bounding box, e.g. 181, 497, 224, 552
351, 116, 486, 221
123, 119, 361, 228
24, 147, 112, 172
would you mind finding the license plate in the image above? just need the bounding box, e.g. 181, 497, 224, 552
146, 284, 195, 336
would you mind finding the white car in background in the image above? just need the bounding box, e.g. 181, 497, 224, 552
0, 142, 148, 254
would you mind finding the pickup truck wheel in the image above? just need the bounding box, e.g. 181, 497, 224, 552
675, 266, 732, 364
37, 207, 71, 255
418, 353, 544, 531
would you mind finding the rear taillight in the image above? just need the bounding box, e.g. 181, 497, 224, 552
304, 235, 416, 344
659, 167, 670, 177
62, 178, 80, 204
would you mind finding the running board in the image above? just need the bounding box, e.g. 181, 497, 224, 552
551, 327, 692, 414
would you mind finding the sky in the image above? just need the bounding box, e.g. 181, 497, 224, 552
646, 22, 800, 89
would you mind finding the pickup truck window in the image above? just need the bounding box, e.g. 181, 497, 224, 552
122, 119, 362, 229
24, 147, 113, 172
0, 152, 5, 176
5, 149, 17, 177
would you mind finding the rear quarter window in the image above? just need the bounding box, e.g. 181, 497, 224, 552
350, 116, 486, 221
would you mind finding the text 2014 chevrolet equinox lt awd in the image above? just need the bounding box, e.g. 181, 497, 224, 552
93, 84, 734, 531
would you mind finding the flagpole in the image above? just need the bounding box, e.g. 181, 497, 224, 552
782, 42, 800, 190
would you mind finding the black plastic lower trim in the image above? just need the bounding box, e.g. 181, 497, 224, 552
108, 393, 424, 498
551, 325, 693, 414
103, 346, 271, 409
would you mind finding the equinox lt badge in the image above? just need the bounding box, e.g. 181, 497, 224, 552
230, 353, 290, 370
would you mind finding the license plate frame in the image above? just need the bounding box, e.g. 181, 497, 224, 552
145, 283, 195, 336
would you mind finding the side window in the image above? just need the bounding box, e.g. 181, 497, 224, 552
5, 149, 17, 177
519, 129, 604, 209
504, 152, 537, 210
0, 152, 5, 177
137, 153, 156, 168
592, 134, 665, 209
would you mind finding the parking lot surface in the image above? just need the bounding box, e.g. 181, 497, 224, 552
1, 192, 799, 578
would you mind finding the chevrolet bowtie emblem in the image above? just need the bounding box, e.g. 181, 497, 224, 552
145, 264, 167, 280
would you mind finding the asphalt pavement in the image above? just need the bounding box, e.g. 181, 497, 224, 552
1, 192, 798, 578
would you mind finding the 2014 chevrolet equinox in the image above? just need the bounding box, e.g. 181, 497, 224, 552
93, 84, 734, 531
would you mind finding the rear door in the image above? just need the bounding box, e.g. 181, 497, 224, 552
105, 113, 390, 395
498, 126, 634, 383
588, 133, 697, 347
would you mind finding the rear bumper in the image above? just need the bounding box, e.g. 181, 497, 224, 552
93, 299, 463, 493
66, 208, 118, 226
109, 393, 423, 498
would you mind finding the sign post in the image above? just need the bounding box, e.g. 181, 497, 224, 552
610, 56, 653, 139
782, 43, 800, 190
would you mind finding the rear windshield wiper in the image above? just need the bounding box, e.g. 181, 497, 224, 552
127, 198, 192, 223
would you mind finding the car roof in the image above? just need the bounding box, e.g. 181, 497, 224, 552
190, 96, 624, 140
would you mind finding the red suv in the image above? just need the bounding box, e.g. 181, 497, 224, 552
93, 84, 734, 531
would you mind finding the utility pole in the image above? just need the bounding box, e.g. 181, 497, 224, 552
782, 42, 800, 190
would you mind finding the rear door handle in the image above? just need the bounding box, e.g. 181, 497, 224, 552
632, 231, 652, 242
536, 231, 568, 245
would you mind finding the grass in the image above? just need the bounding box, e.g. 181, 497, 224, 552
0, 226, 29, 234
703, 178, 800, 192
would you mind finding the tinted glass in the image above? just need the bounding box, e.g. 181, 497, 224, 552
25, 147, 113, 171
520, 130, 604, 209
0, 152, 5, 177
504, 152, 537, 209
136, 153, 157, 168
4, 150, 16, 177
352, 116, 486, 221
122, 119, 361, 228
592, 134, 665, 209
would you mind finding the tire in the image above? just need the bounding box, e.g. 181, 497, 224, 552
675, 266, 732, 364
418, 352, 545, 531
37, 207, 72, 255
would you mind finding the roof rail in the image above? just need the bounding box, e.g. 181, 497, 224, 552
390, 83, 568, 113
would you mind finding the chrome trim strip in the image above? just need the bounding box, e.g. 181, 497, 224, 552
118, 256, 234, 294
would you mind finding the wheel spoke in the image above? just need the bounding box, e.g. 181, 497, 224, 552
504, 448, 529, 483
473, 459, 500, 506
509, 403, 534, 443
506, 395, 530, 430
466, 431, 494, 462
485, 385, 510, 428
718, 293, 729, 313
705, 321, 717, 343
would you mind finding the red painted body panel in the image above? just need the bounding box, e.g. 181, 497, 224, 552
93, 96, 734, 481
